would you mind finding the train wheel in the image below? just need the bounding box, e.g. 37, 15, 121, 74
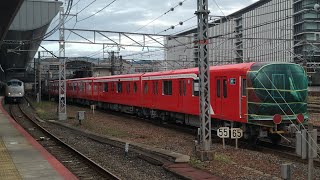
268, 133, 281, 145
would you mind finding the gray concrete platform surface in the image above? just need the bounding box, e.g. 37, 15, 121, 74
0, 100, 76, 179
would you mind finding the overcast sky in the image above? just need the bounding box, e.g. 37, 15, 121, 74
41, 0, 258, 60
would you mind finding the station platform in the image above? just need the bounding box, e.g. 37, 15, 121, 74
0, 99, 76, 179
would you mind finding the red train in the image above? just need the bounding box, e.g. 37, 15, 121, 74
49, 62, 308, 143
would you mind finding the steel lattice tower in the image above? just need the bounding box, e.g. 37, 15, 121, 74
58, 6, 67, 120
195, 0, 211, 151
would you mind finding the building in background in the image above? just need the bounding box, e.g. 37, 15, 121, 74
293, 0, 320, 85
165, 0, 320, 85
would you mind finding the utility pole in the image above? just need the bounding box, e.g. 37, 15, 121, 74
193, 33, 199, 67
48, 70, 51, 101
308, 123, 314, 180
102, 43, 106, 64
111, 51, 115, 75
34, 58, 37, 97
38, 51, 41, 103
120, 55, 123, 74
58, 6, 67, 120
195, 0, 213, 161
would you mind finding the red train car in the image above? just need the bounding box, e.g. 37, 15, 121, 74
49, 62, 308, 143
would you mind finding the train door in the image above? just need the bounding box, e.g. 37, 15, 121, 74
151, 80, 159, 108
240, 76, 247, 119
215, 77, 227, 117
178, 79, 186, 111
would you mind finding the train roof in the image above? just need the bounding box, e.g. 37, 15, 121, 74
143, 62, 255, 77
94, 73, 143, 80
7, 79, 23, 82
52, 62, 300, 82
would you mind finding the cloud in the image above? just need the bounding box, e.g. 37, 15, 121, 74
40, 0, 258, 59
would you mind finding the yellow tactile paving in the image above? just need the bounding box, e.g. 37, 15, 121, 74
0, 138, 22, 180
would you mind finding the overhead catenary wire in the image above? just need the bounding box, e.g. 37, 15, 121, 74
134, 0, 188, 32
50, 0, 312, 69
77, 0, 118, 22
157, 15, 196, 34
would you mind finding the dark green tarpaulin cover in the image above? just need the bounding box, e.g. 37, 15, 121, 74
247, 63, 308, 122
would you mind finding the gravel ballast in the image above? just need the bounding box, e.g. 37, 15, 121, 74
29, 99, 320, 179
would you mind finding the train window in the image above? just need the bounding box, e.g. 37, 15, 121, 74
223, 79, 227, 98
126, 82, 130, 94
183, 80, 187, 96
134, 82, 137, 93
104, 83, 108, 92
156, 81, 158, 94
242, 79, 246, 96
179, 80, 182, 95
152, 81, 158, 94
163, 80, 172, 95
7, 81, 22, 86
94, 84, 97, 91
111, 83, 114, 91
144, 82, 148, 94
193, 79, 199, 96
80, 83, 84, 92
117, 82, 122, 93
217, 79, 220, 97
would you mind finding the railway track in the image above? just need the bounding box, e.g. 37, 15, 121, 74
25, 97, 320, 168
308, 106, 320, 113
9, 103, 120, 180
308, 100, 320, 113
106, 110, 320, 167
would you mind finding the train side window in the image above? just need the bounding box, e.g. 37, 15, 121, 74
134, 82, 137, 93
223, 79, 227, 98
217, 79, 220, 97
144, 82, 148, 94
242, 79, 246, 96
152, 81, 158, 95
152, 82, 155, 94
193, 79, 199, 96
163, 80, 172, 95
111, 83, 114, 92
80, 83, 84, 92
117, 82, 122, 93
126, 82, 130, 94
179, 80, 182, 95
183, 80, 187, 96
94, 84, 97, 91
104, 83, 108, 92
